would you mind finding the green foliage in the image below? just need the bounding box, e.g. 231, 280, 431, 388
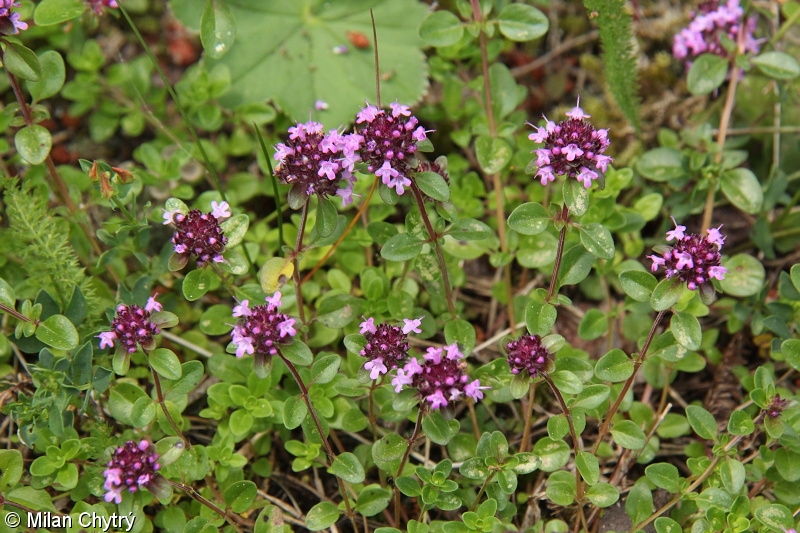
582, 0, 641, 130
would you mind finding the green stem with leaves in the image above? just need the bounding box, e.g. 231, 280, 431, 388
149, 367, 190, 448
592, 310, 666, 454
469, 0, 516, 333
409, 181, 457, 316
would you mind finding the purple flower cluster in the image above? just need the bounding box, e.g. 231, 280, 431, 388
355, 102, 429, 195
673, 0, 759, 62
505, 334, 552, 378
358, 317, 421, 379
103, 440, 161, 504
96, 295, 162, 353
765, 395, 789, 419
230, 292, 297, 358
528, 99, 612, 188
391, 344, 488, 410
163, 201, 230, 266
274, 121, 362, 206
0, 0, 27, 35
648, 219, 727, 292
85, 0, 118, 15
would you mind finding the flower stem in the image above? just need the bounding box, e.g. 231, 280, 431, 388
701, 26, 745, 233
547, 204, 570, 301
469, 0, 516, 333
292, 198, 310, 328
303, 177, 379, 284
519, 381, 537, 453
592, 310, 666, 454
165, 478, 244, 531
278, 352, 355, 521
542, 374, 584, 500
150, 369, 190, 448
409, 181, 456, 316
394, 407, 425, 527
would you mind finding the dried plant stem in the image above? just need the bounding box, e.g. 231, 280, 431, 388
409, 181, 456, 316
394, 407, 425, 527
701, 27, 745, 232
150, 369, 190, 448
592, 310, 666, 454
547, 205, 571, 301
470, 0, 516, 333
278, 353, 356, 525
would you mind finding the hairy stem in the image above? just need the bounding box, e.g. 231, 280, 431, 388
293, 198, 310, 328
394, 407, 425, 526
542, 374, 584, 501
150, 369, 190, 448
278, 353, 355, 521
547, 204, 570, 301
409, 181, 456, 316
519, 381, 537, 453
592, 310, 666, 454
165, 478, 244, 531
469, 0, 516, 333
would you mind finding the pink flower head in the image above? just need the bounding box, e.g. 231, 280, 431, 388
230, 293, 296, 360
527, 98, 611, 188
169, 208, 228, 266
103, 440, 161, 503
103, 297, 163, 353
360, 319, 410, 380
210, 201, 231, 220
649, 220, 727, 294
506, 334, 551, 378
0, 0, 27, 34
402, 317, 423, 335
673, 0, 760, 64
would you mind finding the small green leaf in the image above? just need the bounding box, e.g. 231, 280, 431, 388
26, 51, 66, 102
573, 384, 610, 410
526, 301, 556, 336
201, 0, 236, 59
283, 396, 307, 430
578, 309, 608, 341
381, 234, 424, 262
35, 314, 78, 350
610, 420, 646, 450
3, 41, 42, 81
546, 481, 576, 506
721, 168, 763, 214
182, 268, 212, 301
444, 319, 476, 354
650, 277, 684, 311
220, 213, 249, 248
0, 449, 24, 489
310, 354, 341, 385
619, 270, 657, 302
475, 135, 512, 174
685, 405, 717, 441
15, 125, 52, 165
354, 486, 392, 517
720, 254, 765, 297
415, 171, 450, 202
687, 54, 728, 95
329, 452, 365, 484
558, 246, 594, 286
720, 458, 745, 494
304, 501, 341, 531
448, 218, 492, 241
579, 223, 615, 260
199, 304, 234, 335
34, 0, 86, 25
419, 10, 464, 47
508, 202, 550, 235
753, 504, 794, 532
564, 180, 589, 216
727, 410, 755, 436
654, 517, 682, 533
752, 51, 800, 80
595, 349, 634, 382
532, 437, 570, 472
315, 197, 338, 238
576, 451, 600, 485
149, 348, 182, 380
422, 411, 460, 445
636, 147, 685, 182
782, 338, 800, 372
645, 463, 682, 493
549, 370, 583, 395
223, 480, 257, 513
671, 310, 701, 350
281, 340, 313, 366
496, 3, 548, 41
259, 257, 294, 294
586, 483, 619, 508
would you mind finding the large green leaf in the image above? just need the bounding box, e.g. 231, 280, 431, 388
172, 0, 429, 129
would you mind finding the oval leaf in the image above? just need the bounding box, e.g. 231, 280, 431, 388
35, 314, 79, 350
15, 125, 52, 165
687, 53, 728, 95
